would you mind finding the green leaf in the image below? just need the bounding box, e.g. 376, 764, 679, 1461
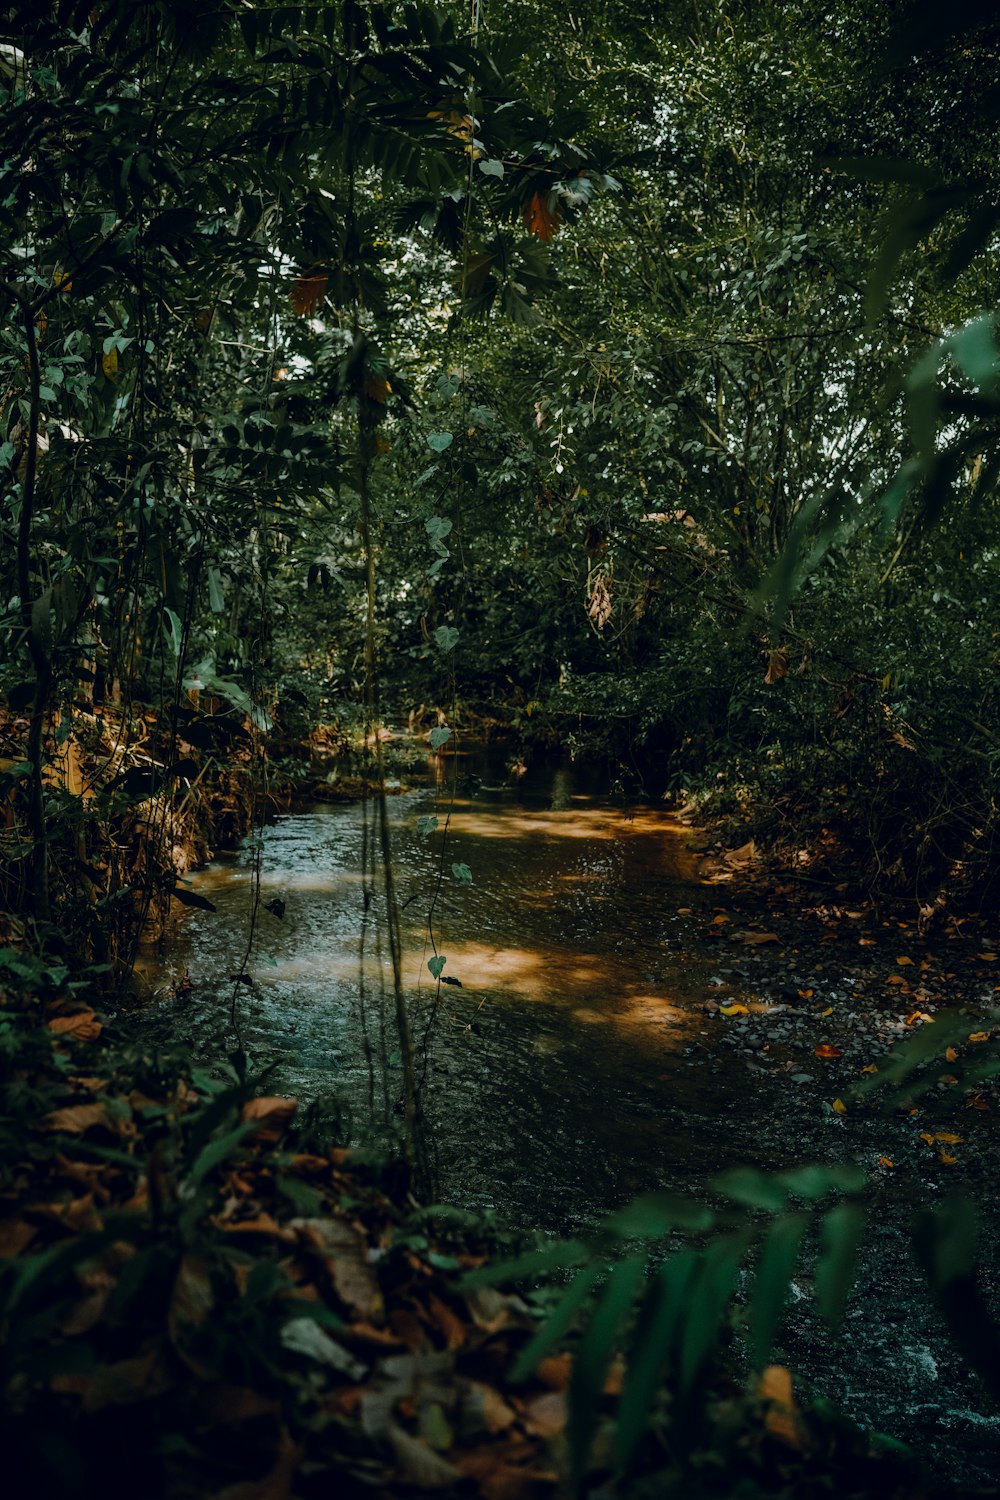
207, 566, 226, 613
429, 726, 452, 750
679, 1229, 754, 1395
30, 588, 53, 656
777, 1164, 866, 1200
815, 1203, 865, 1331
451, 862, 472, 884
911, 1197, 1000, 1400
478, 158, 504, 178
712, 1166, 788, 1212
510, 1263, 601, 1382
569, 1254, 647, 1485
427, 954, 446, 979
163, 605, 183, 657
417, 815, 439, 837
460, 1240, 588, 1289
749, 1212, 809, 1369
604, 1191, 714, 1239
185, 1120, 257, 1190
427, 431, 453, 452
951, 315, 1000, 391
434, 625, 459, 652
425, 514, 452, 546
615, 1250, 698, 1472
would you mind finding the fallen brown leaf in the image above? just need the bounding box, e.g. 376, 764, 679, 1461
535, 1353, 572, 1391
42, 1102, 113, 1134
0, 1218, 37, 1257
215, 1212, 295, 1241
462, 1381, 518, 1436
48, 1009, 102, 1041
464, 1286, 531, 1334
520, 1390, 567, 1439
427, 1291, 467, 1351
758, 1364, 803, 1451
293, 1216, 383, 1322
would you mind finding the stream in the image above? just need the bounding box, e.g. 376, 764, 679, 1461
138, 745, 1000, 1488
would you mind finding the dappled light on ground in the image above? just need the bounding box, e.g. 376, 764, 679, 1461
419, 936, 691, 1038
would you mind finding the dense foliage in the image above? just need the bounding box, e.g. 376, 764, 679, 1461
3, 5, 1000, 1496
4, 1, 999, 926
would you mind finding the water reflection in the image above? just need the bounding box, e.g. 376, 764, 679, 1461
141, 745, 739, 1230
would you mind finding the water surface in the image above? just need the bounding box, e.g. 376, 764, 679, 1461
139, 746, 1000, 1484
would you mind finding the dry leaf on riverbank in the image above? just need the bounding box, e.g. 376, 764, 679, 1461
292, 1217, 383, 1321
48, 1009, 102, 1040
42, 1102, 113, 1133
242, 1096, 298, 1140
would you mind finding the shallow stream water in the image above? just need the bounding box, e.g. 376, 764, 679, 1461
139, 745, 1000, 1487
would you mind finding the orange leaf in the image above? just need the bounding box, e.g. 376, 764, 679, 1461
289, 267, 329, 317
536, 1353, 573, 1390
977, 952, 998, 961
364, 375, 391, 404
945, 1046, 960, 1063
764, 646, 789, 685
896, 955, 914, 965
815, 1045, 843, 1059
720, 1002, 749, 1017
968, 1032, 991, 1043
427, 1292, 467, 1351
831, 1097, 847, 1114
860, 1064, 878, 1074
48, 1009, 102, 1041
877, 1157, 894, 1168
939, 1151, 958, 1165
523, 191, 562, 242
216, 1212, 293, 1239
242, 1095, 297, 1126
43, 1103, 112, 1133
759, 1365, 802, 1450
